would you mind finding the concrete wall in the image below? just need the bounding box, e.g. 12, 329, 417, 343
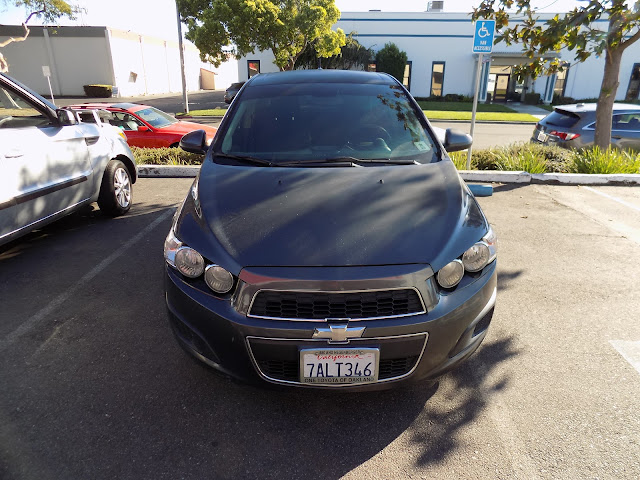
0, 25, 221, 97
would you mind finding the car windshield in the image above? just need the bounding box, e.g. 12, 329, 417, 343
134, 107, 178, 128
218, 82, 439, 165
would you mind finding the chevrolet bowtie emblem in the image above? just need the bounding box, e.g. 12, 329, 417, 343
312, 323, 365, 343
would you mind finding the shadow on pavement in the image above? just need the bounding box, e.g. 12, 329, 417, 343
0, 200, 518, 480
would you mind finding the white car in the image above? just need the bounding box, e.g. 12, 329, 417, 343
0, 72, 137, 246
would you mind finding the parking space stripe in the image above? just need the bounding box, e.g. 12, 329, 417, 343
610, 340, 640, 376
583, 187, 640, 213
0, 208, 174, 353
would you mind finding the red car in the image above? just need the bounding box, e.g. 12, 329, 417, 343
69, 103, 218, 148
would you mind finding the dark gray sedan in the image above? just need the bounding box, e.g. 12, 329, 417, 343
532, 103, 640, 150
165, 70, 497, 390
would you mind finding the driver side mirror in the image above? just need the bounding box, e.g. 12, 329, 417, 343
56, 109, 78, 126
137, 125, 150, 132
443, 128, 473, 152
180, 130, 207, 154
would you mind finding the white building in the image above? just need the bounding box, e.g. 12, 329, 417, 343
0, 25, 239, 97
237, 11, 640, 104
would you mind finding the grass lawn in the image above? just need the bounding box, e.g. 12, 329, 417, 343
178, 105, 539, 122
416, 101, 515, 112
424, 110, 540, 122
178, 108, 228, 117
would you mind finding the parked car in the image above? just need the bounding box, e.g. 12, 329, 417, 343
532, 103, 640, 150
68, 103, 218, 148
224, 82, 245, 104
0, 73, 136, 247
165, 69, 497, 390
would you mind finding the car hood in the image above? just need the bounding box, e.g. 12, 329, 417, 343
166, 121, 218, 137
177, 160, 488, 272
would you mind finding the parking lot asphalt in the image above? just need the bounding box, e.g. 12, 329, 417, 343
1, 179, 639, 479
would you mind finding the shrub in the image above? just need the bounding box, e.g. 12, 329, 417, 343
131, 146, 204, 165
524, 92, 541, 105
83, 84, 113, 98
571, 146, 640, 174
375, 43, 408, 82
552, 94, 575, 105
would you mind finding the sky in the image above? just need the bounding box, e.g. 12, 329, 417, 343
0, 0, 588, 41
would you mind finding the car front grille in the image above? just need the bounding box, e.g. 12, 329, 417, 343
248, 289, 424, 321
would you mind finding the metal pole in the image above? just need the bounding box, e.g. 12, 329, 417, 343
176, 2, 189, 114
467, 52, 483, 170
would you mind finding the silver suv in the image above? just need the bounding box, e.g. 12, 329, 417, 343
0, 73, 137, 246
532, 103, 640, 150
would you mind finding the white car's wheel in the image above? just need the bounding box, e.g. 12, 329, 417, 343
98, 159, 132, 216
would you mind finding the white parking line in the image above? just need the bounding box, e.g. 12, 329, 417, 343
0, 209, 174, 353
583, 186, 640, 213
610, 340, 640, 376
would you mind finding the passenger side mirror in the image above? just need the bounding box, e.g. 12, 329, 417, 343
443, 128, 473, 152
180, 130, 207, 154
137, 125, 150, 132
56, 109, 78, 126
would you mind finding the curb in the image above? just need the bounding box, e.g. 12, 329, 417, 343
137, 165, 640, 185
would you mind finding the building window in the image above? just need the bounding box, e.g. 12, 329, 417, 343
554, 64, 570, 97
403, 61, 412, 91
367, 62, 377, 72
626, 63, 640, 101
248, 60, 260, 79
431, 62, 445, 97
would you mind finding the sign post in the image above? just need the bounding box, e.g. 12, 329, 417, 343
42, 65, 55, 103
467, 20, 495, 169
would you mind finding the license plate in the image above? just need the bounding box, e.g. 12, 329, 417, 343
300, 348, 379, 384
537, 131, 548, 142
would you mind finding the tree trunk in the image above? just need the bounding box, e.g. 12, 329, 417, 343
594, 47, 623, 149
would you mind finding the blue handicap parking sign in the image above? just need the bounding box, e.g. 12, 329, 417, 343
473, 20, 495, 53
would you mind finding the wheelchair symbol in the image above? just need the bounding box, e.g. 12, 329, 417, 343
478, 22, 491, 38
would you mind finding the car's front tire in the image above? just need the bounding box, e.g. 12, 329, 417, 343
98, 159, 132, 216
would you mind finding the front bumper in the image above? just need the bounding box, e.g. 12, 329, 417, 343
165, 261, 497, 390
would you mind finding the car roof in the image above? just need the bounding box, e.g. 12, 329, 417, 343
556, 103, 640, 113
246, 69, 397, 87
68, 102, 147, 112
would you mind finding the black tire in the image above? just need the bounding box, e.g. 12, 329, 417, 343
97, 159, 132, 216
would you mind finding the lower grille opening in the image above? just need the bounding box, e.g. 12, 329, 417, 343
257, 356, 420, 382
473, 308, 494, 336
170, 316, 220, 363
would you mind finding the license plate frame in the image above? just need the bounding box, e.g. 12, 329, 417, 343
300, 347, 380, 385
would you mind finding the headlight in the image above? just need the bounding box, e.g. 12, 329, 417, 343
204, 265, 234, 293
436, 259, 464, 288
462, 226, 498, 272
163, 228, 182, 268
175, 247, 205, 278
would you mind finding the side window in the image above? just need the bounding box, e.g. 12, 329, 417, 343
0, 85, 49, 128
612, 113, 640, 131
110, 112, 141, 131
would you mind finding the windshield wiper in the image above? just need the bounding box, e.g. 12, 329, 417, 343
214, 152, 273, 167
276, 157, 417, 166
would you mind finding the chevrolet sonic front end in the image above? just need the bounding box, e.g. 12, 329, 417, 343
164, 70, 497, 390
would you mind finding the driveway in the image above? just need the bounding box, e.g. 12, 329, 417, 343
1, 179, 638, 479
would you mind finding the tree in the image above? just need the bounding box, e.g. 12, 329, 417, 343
295, 33, 373, 70
176, 0, 346, 71
375, 43, 407, 83
0, 0, 78, 72
473, 0, 640, 149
